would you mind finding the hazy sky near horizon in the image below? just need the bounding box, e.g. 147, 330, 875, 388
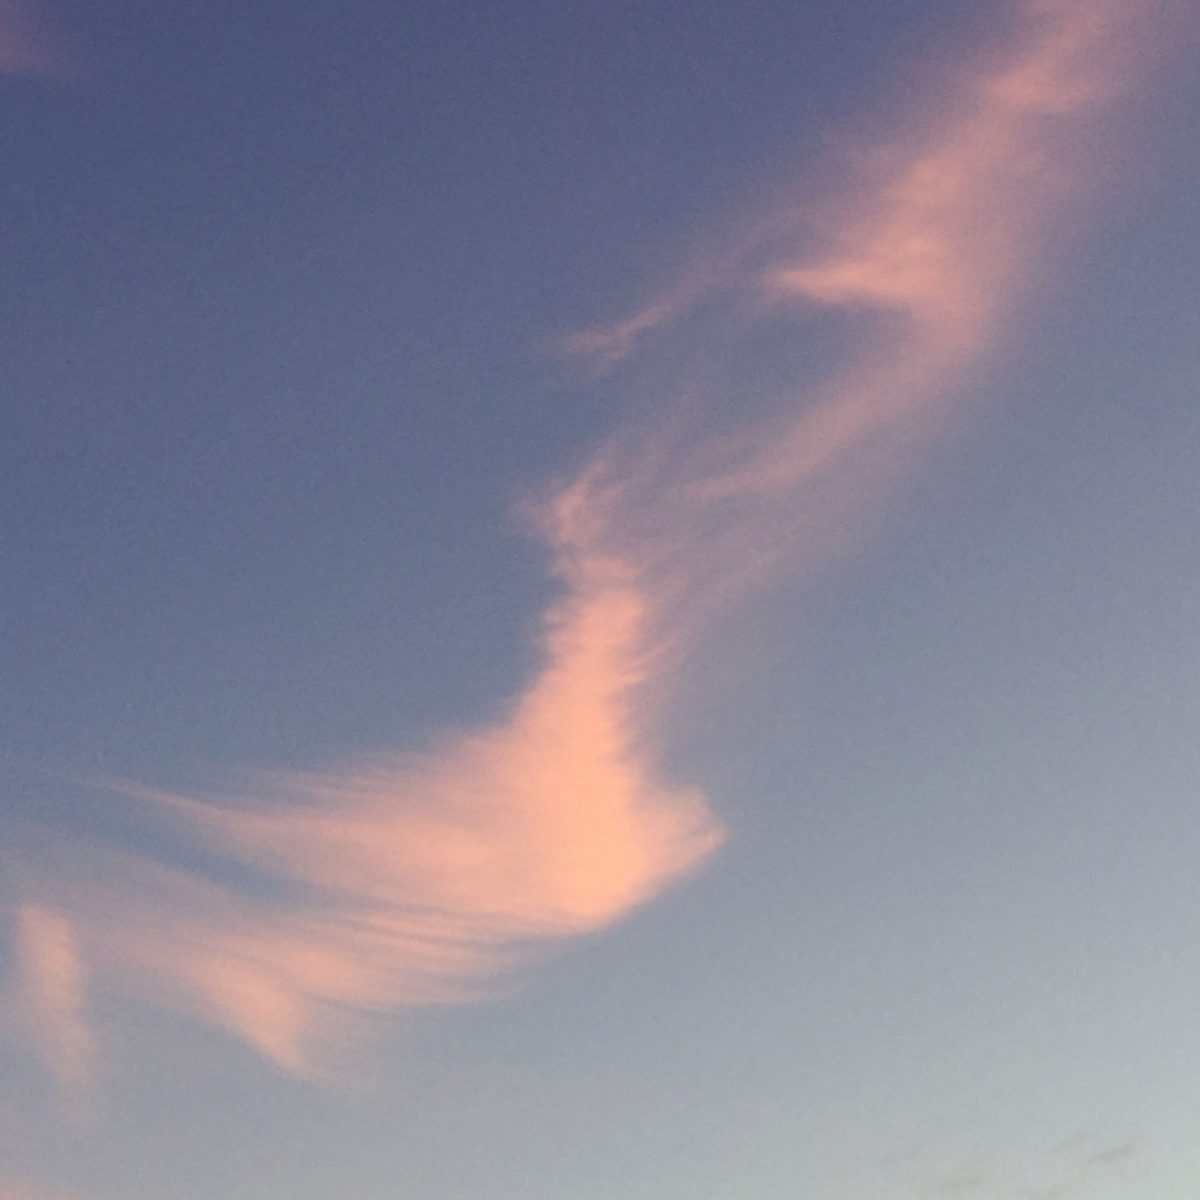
3, 2, 1200, 1197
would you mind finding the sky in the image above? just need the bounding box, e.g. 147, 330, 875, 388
2, 0, 1199, 1197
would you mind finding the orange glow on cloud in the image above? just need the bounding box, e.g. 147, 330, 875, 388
6, 0, 1180, 1083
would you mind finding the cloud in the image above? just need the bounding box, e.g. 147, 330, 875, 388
17, 509, 721, 1074
891, 1130, 1139, 1199
1025, 1133, 1140, 1197
8, 905, 93, 1091
7, 0, 1185, 1084
1081, 1137, 1137, 1169
930, 1167, 988, 1197
574, 0, 1167, 503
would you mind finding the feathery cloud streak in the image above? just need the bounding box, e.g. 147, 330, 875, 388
6, 0, 1178, 1082
10, 905, 92, 1091
11, 528, 720, 1074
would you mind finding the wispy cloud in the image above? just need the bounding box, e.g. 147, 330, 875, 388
929, 1166, 988, 1197
1081, 1137, 1137, 1169
892, 1130, 1139, 1198
13, 509, 721, 1075
9, 905, 92, 1092
1028, 1133, 1139, 1198
6, 0, 1184, 1084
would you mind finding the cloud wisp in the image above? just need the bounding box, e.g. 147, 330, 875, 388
9, 905, 93, 1092
11, 520, 722, 1075
5, 0, 1182, 1084
886, 1129, 1140, 1198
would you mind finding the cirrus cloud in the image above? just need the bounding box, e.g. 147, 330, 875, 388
5, 0, 1187, 1086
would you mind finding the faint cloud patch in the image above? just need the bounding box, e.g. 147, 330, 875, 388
1021, 1133, 1139, 1199
888, 1130, 1139, 1200
933, 1166, 989, 1197
7, 905, 94, 1105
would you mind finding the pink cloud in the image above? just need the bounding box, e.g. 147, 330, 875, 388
573, 0, 1170, 511
9, 906, 92, 1091
7, 0, 1186, 1086
21, 508, 721, 1074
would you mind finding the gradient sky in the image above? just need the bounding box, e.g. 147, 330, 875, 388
3, 2, 1200, 1198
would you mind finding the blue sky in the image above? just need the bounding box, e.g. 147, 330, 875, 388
3, 2, 1199, 1198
